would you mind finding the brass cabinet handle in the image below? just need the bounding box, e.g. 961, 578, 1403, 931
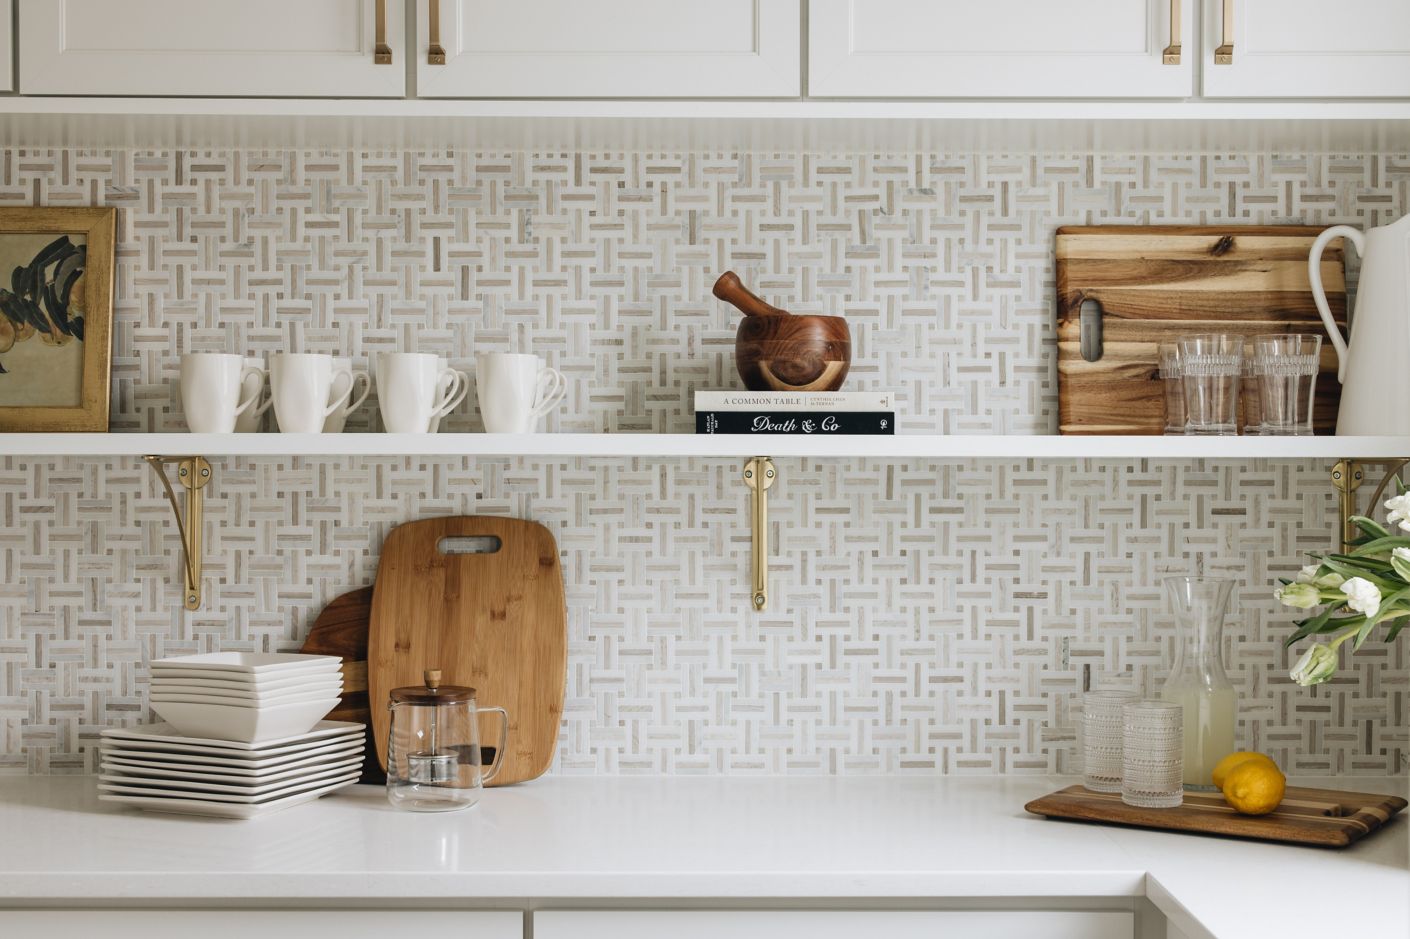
375, 0, 393, 64
1162, 0, 1181, 64
428, 0, 446, 65
1214, 0, 1234, 64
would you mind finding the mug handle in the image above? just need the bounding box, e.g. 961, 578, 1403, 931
322, 367, 354, 418
530, 367, 567, 419
234, 366, 267, 417
432, 369, 470, 419
479, 706, 509, 785
343, 370, 373, 416
1309, 225, 1363, 384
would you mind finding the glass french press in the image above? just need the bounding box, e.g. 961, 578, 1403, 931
386, 668, 509, 812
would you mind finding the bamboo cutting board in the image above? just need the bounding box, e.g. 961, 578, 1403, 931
1026, 784, 1407, 848
368, 517, 567, 786
1056, 226, 1348, 435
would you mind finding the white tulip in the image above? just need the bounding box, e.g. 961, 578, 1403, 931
1295, 564, 1321, 584
1385, 493, 1410, 533
1395, 547, 1410, 563
1341, 576, 1382, 618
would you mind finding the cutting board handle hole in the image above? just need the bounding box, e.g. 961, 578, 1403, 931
1079, 297, 1104, 362
438, 535, 503, 555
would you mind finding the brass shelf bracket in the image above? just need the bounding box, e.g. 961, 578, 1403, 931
743, 456, 776, 612
144, 455, 212, 611
1331, 457, 1410, 551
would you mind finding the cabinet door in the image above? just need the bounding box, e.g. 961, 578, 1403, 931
809, 0, 1191, 98
18, 0, 405, 96
0, 911, 522, 939
1202, 0, 1410, 97
534, 911, 1134, 939
416, 0, 801, 97
0, 0, 12, 92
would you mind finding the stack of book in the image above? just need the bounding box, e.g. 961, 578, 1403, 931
694, 391, 896, 435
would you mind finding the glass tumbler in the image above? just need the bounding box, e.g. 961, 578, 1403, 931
386, 669, 509, 813
1121, 701, 1184, 809
1251, 333, 1321, 436
1158, 342, 1186, 435
1179, 334, 1244, 436
1082, 690, 1140, 793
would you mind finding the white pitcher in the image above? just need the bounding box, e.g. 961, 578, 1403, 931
1309, 214, 1410, 435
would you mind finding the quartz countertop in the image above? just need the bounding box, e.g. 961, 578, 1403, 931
1, 775, 1405, 939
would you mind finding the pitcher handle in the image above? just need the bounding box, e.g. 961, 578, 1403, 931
480, 706, 509, 785
1309, 225, 1364, 384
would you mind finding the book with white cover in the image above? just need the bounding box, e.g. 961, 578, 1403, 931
693, 391, 895, 412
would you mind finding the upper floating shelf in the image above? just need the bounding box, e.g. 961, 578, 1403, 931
3, 98, 1410, 152
2, 434, 1407, 460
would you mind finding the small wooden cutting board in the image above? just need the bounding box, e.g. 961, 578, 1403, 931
1056, 225, 1348, 435
1026, 784, 1407, 848
368, 516, 567, 786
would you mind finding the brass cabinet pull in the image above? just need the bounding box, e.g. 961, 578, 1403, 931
1214, 0, 1234, 64
428, 0, 446, 65
375, 0, 393, 64
1162, 0, 1181, 64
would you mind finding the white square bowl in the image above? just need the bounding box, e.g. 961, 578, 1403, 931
149, 689, 342, 708
148, 669, 344, 692
150, 653, 342, 677
148, 698, 340, 743
149, 678, 343, 701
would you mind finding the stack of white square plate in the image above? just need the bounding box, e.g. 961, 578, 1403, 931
149, 652, 344, 743
98, 721, 365, 818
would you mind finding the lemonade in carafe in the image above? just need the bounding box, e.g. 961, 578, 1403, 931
1159, 576, 1237, 790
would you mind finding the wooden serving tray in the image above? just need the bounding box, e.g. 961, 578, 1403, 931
1026, 784, 1406, 848
1055, 225, 1348, 435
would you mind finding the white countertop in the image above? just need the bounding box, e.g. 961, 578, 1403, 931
1, 776, 1405, 939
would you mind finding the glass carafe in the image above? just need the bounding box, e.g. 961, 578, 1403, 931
1159, 576, 1237, 791
386, 669, 509, 813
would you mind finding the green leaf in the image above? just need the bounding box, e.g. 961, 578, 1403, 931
1351, 516, 1392, 540
1350, 535, 1410, 557
1285, 600, 1347, 647
1359, 591, 1410, 650
1387, 620, 1407, 643
1393, 553, 1410, 584
1319, 557, 1401, 592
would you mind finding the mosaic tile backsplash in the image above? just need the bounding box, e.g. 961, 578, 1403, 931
1, 150, 1407, 775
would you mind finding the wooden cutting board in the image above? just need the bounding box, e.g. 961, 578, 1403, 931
1056, 226, 1348, 435
300, 586, 382, 784
1026, 784, 1407, 848
368, 516, 566, 786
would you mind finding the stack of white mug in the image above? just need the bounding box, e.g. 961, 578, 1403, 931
180, 351, 565, 435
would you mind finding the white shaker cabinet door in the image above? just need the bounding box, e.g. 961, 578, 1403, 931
0, 0, 12, 92
0, 911, 523, 939
535, 911, 1135, 939
18, 0, 406, 96
808, 0, 1191, 98
416, 0, 801, 97
1202, 0, 1410, 96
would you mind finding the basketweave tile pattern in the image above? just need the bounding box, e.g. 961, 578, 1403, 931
0, 150, 1408, 775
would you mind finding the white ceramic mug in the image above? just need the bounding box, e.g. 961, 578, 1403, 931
234, 356, 271, 433
323, 357, 372, 433
180, 353, 265, 434
475, 353, 567, 434
270, 353, 352, 434
376, 352, 469, 434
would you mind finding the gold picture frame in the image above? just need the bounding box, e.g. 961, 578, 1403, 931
0, 207, 116, 432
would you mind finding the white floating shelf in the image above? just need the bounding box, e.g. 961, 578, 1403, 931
2, 433, 1408, 460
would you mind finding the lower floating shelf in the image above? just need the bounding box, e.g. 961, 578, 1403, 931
2, 433, 1409, 460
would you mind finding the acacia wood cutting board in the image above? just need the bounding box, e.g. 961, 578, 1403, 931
1026, 784, 1407, 848
1056, 226, 1348, 435
368, 516, 566, 786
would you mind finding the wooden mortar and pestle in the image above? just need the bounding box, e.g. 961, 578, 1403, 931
712, 271, 851, 392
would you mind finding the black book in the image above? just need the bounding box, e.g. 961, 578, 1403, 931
696, 411, 895, 435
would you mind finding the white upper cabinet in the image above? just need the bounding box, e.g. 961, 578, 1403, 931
0, 1, 13, 92
808, 0, 1192, 98
416, 0, 801, 97
18, 0, 406, 97
1202, 0, 1410, 97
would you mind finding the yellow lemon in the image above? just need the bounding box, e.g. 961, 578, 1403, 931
1210, 751, 1277, 790
1222, 761, 1286, 816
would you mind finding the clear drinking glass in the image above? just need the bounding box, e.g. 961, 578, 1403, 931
1180, 334, 1244, 436
1159, 577, 1237, 791
1158, 342, 1186, 435
1121, 701, 1184, 809
1082, 690, 1140, 793
1251, 333, 1321, 436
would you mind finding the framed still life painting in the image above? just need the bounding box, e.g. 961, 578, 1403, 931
0, 207, 116, 432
